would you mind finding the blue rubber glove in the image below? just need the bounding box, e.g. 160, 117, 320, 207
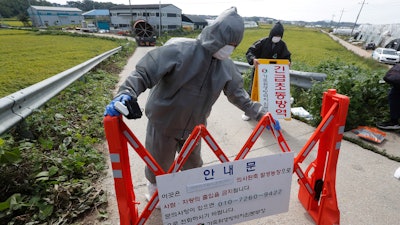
267, 119, 281, 131
273, 119, 281, 131
104, 94, 132, 116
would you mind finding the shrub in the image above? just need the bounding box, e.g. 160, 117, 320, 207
292, 60, 390, 130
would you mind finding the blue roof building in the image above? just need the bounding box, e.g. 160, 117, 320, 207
82, 9, 111, 31
27, 5, 83, 27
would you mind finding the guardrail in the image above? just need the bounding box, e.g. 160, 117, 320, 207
234, 61, 327, 89
0, 52, 325, 136
0, 46, 122, 135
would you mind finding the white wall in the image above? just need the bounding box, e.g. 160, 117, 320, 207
110, 5, 182, 33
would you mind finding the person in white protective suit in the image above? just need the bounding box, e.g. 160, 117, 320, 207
104, 7, 278, 201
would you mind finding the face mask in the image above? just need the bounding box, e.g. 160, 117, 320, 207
272, 36, 281, 43
213, 45, 235, 60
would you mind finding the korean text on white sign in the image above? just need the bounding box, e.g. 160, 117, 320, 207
156, 152, 294, 225
257, 59, 291, 119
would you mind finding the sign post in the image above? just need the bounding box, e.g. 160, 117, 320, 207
251, 59, 291, 120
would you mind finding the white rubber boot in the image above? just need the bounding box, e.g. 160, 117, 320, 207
145, 182, 160, 209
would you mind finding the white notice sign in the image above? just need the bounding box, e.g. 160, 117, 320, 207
156, 152, 294, 225
257, 63, 291, 119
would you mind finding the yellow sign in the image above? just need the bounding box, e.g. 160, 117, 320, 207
251, 59, 291, 119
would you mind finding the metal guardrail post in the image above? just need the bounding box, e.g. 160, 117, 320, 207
289, 70, 327, 89
233, 61, 327, 89
0, 46, 122, 135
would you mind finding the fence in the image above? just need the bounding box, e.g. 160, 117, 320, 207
234, 61, 326, 89
0, 46, 122, 135
0, 53, 325, 136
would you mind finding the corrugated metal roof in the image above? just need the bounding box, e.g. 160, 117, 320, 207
110, 4, 176, 10
82, 9, 110, 16
182, 14, 207, 24
30, 5, 82, 12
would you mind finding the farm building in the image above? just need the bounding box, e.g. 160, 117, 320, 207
181, 14, 208, 30
181, 21, 195, 31
244, 21, 258, 28
27, 5, 83, 27
82, 9, 111, 30
355, 24, 400, 49
385, 38, 400, 51
109, 4, 182, 34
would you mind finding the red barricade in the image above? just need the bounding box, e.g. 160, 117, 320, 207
103, 88, 349, 225
103, 116, 138, 225
296, 89, 349, 225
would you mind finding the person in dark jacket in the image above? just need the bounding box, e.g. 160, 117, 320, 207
377, 65, 400, 130
104, 7, 272, 202
242, 21, 291, 120
376, 85, 400, 129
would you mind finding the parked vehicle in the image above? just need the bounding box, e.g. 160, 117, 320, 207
82, 24, 97, 33
81, 21, 97, 33
363, 42, 376, 50
371, 47, 400, 64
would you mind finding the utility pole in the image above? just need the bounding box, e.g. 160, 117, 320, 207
330, 14, 335, 28
93, 2, 97, 28
159, 0, 162, 38
336, 8, 344, 28
351, 0, 367, 36
129, 0, 134, 33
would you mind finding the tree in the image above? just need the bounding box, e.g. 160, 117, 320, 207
66, 0, 117, 11
17, 12, 30, 26
0, 0, 51, 18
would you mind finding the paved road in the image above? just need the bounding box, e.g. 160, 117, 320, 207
325, 31, 373, 58
102, 42, 400, 225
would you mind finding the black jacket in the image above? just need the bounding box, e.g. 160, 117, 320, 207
245, 22, 291, 65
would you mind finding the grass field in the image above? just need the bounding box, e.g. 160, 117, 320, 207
232, 24, 384, 71
0, 28, 135, 224
0, 18, 25, 27
0, 25, 386, 98
0, 29, 120, 97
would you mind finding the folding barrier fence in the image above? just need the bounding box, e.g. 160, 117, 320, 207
103, 89, 349, 225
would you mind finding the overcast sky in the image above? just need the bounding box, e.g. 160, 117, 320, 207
50, 0, 400, 25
